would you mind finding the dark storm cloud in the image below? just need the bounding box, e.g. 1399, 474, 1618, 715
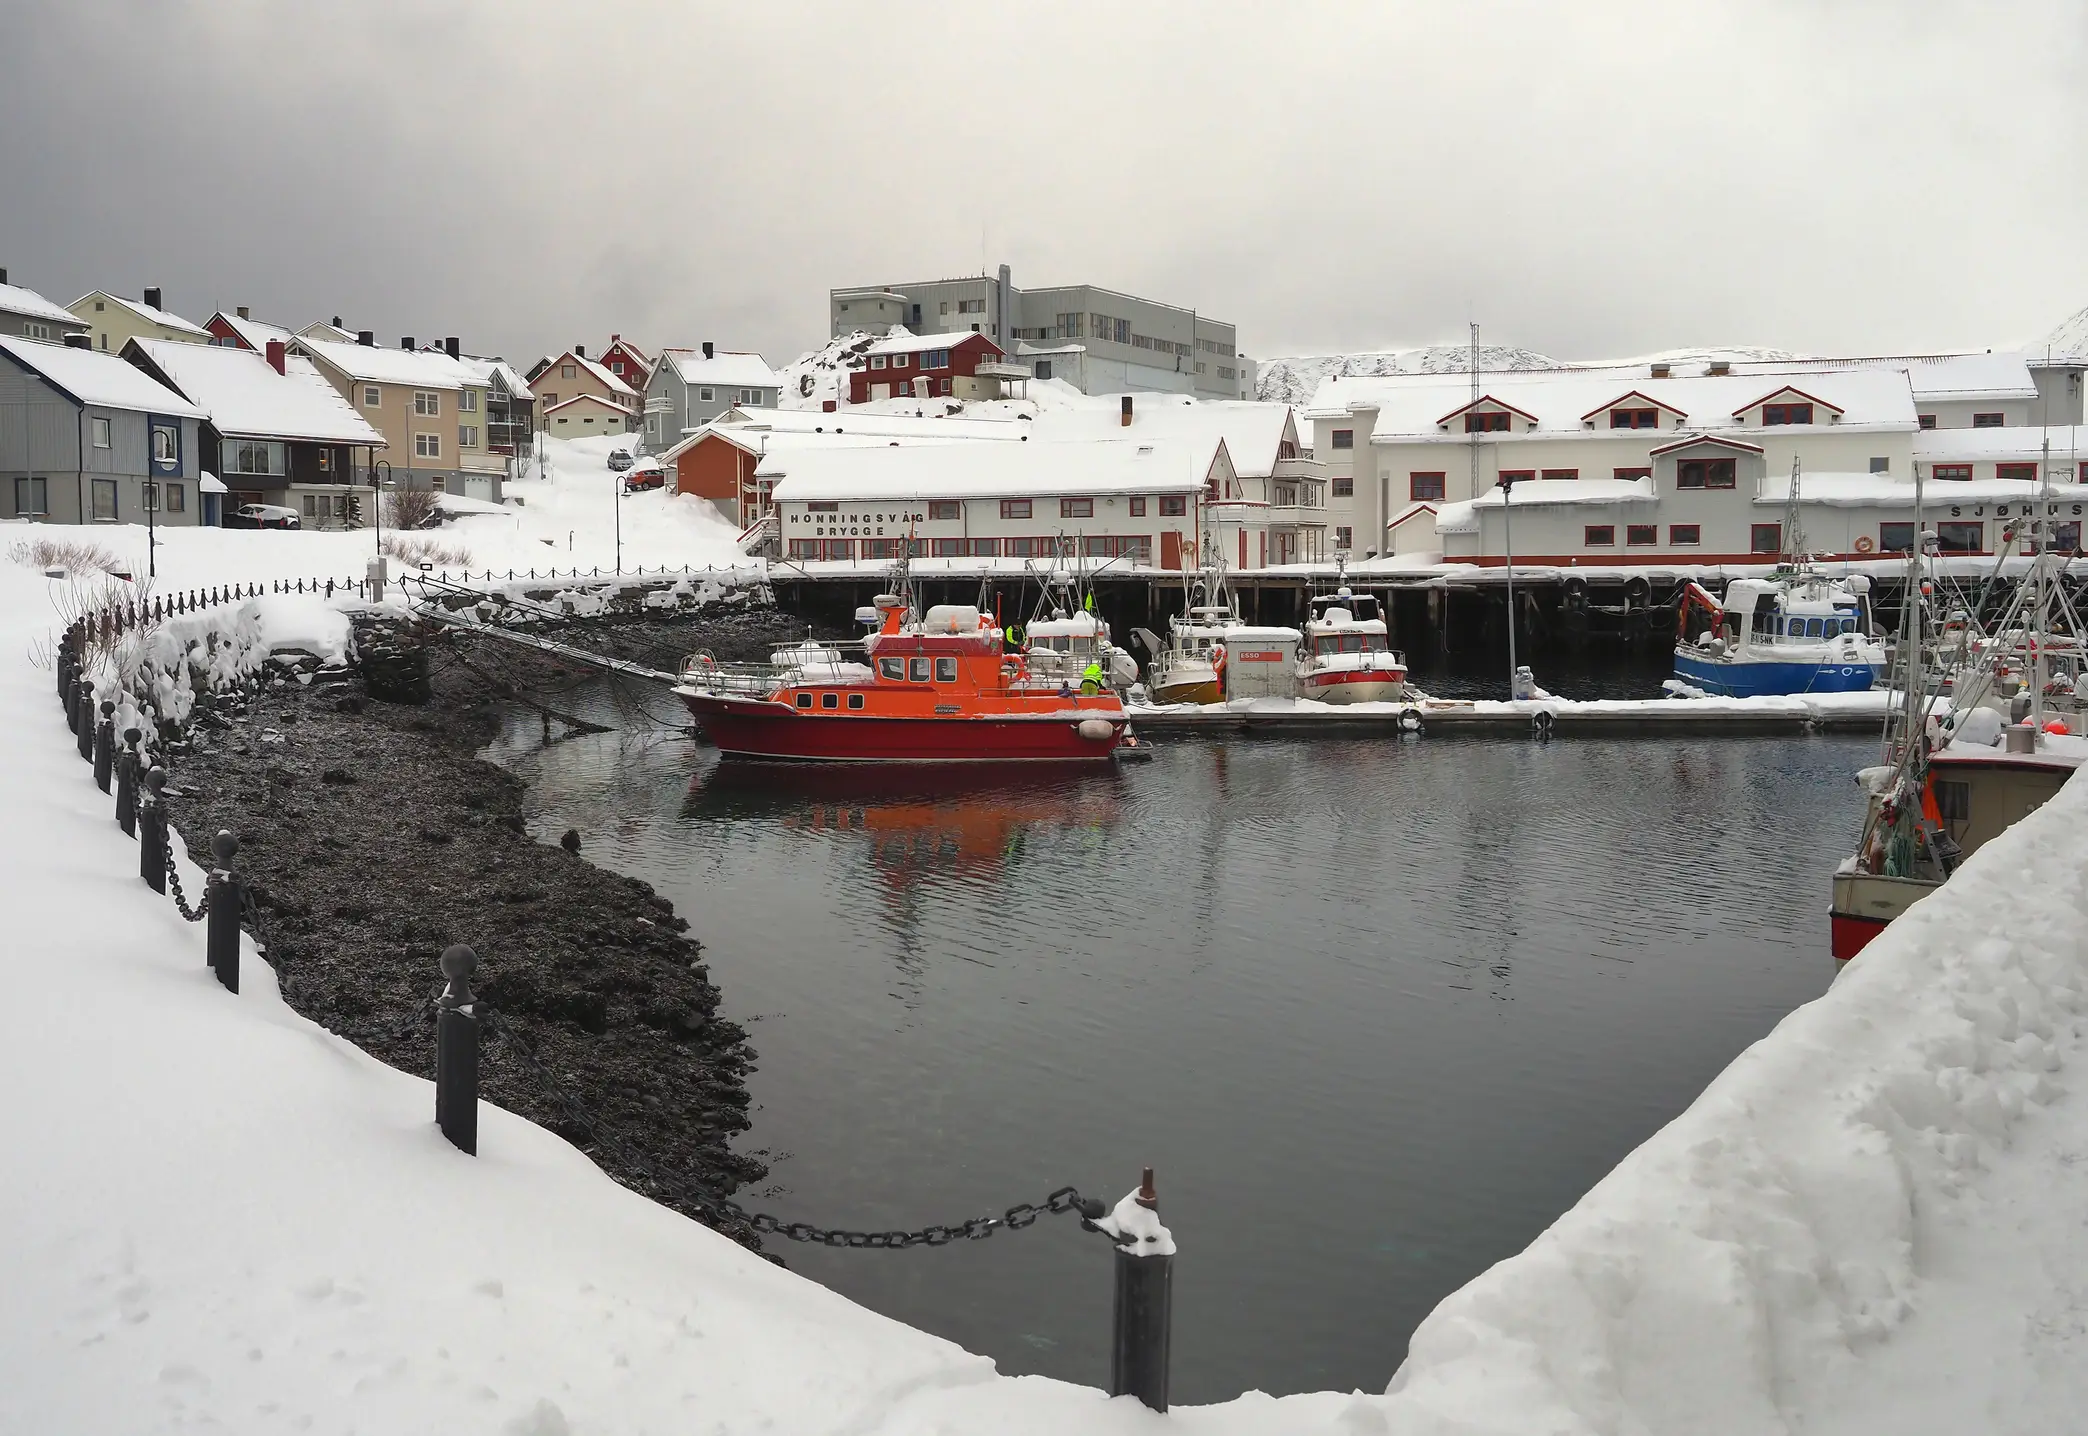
3, 0, 2083, 370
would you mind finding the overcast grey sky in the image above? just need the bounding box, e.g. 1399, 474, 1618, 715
3, 1, 2082, 370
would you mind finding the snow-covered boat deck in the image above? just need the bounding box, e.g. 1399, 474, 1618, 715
1129, 688, 1896, 736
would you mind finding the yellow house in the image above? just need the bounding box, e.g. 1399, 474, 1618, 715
68, 287, 213, 353
292, 335, 508, 501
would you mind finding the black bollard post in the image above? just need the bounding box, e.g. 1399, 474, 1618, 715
76, 682, 96, 760
435, 944, 481, 1155
204, 831, 244, 993
62, 668, 78, 733
115, 728, 142, 836
139, 768, 168, 893
1104, 1167, 1175, 1414
93, 701, 116, 793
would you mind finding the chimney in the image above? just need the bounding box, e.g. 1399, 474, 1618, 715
1121, 395, 1134, 427
0, 267, 8, 285
64, 332, 91, 349
332, 315, 343, 328
575, 344, 586, 359
401, 336, 415, 350
611, 332, 620, 343
357, 329, 375, 347
237, 305, 250, 320
445, 336, 460, 359
265, 339, 287, 374
703, 341, 714, 360
143, 286, 163, 311
1649, 362, 1671, 379
1708, 359, 1731, 376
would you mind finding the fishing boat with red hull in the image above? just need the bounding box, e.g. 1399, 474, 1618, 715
675, 588, 1128, 763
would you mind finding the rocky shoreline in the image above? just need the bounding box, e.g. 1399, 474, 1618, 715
161, 601, 812, 1252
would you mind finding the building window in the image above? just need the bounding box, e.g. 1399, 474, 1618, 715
891, 355, 909, 370
1676, 458, 1736, 489
1936, 521, 1983, 553
458, 390, 478, 413
932, 538, 964, 557
2052, 522, 2082, 553
459, 425, 478, 449
1540, 468, 1579, 481
1322, 429, 1353, 452
1082, 535, 1150, 561
15, 477, 47, 515
1879, 522, 1917, 552
1000, 499, 1031, 519
1126, 497, 1145, 516
789, 539, 819, 559
1614, 467, 1652, 480
1160, 496, 1187, 516
958, 299, 985, 314
1334, 526, 1353, 549
1972, 412, 2004, 428
229, 440, 284, 474
415, 433, 441, 458
1627, 524, 1658, 546
1584, 525, 1615, 546
1331, 476, 1353, 497
1869, 457, 1890, 473
413, 391, 440, 416
561, 364, 576, 379
90, 478, 118, 522
1668, 524, 1702, 546
1610, 408, 1658, 429
926, 348, 950, 369
1933, 463, 1972, 481
541, 393, 557, 407
1750, 523, 1781, 554
819, 540, 852, 560
26, 322, 50, 341
1004, 537, 1051, 558
302, 494, 319, 518
1997, 462, 2036, 482
862, 538, 902, 559
929, 500, 960, 521
430, 477, 445, 493
965, 538, 998, 556
1410, 472, 1446, 501
869, 355, 887, 370
86, 416, 112, 449
645, 414, 660, 440
608, 360, 623, 375
1464, 411, 1511, 433
1761, 402, 1813, 426
1918, 414, 1937, 430
807, 500, 839, 512
363, 386, 381, 408
1061, 497, 1093, 518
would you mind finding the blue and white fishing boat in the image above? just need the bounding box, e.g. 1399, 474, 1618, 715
1670, 459, 1886, 697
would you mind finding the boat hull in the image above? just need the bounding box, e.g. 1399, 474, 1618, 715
1828, 869, 1937, 960
1673, 652, 1878, 697
1154, 676, 1223, 706
1302, 669, 1406, 705
679, 692, 1124, 763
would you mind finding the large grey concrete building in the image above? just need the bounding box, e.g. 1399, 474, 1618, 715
829, 264, 1252, 400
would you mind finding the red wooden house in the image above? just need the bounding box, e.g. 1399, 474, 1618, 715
848, 330, 1006, 404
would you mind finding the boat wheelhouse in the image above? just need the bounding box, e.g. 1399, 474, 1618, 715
1299, 586, 1408, 704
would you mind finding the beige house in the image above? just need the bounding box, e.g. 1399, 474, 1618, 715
542, 393, 632, 435
291, 335, 507, 500
529, 348, 636, 429
68, 288, 213, 354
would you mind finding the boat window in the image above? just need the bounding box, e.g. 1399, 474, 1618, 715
1806, 618, 1825, 638
935, 657, 958, 683
847, 693, 865, 710
1933, 779, 1970, 822
795, 692, 813, 708
1787, 619, 1806, 636
908, 657, 932, 682
821, 692, 839, 709
878, 657, 905, 680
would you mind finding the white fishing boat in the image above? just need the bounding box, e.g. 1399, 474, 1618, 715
1013, 556, 1139, 693
1298, 586, 1408, 704
1138, 547, 1299, 705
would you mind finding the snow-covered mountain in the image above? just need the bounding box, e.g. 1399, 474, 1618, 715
2038, 302, 2088, 359
776, 330, 877, 409
1253, 344, 1559, 406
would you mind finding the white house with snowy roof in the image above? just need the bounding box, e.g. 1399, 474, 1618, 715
0, 270, 89, 343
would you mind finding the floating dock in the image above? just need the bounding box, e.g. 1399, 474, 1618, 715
1127, 690, 1896, 738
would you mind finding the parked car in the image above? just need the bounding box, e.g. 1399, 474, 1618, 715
225, 503, 301, 530
621, 457, 666, 493
606, 448, 635, 473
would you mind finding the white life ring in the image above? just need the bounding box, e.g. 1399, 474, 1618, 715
1854, 535, 1875, 554
1398, 708, 1423, 733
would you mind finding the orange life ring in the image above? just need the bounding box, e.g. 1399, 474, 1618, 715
1854, 535, 1875, 554
1212, 643, 1227, 673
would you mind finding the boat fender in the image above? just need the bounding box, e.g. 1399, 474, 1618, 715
1398, 708, 1423, 733
1854, 535, 1875, 553
1532, 709, 1555, 741
1077, 718, 1115, 742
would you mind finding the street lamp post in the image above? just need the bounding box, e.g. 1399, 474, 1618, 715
1501, 472, 1519, 695
372, 458, 392, 552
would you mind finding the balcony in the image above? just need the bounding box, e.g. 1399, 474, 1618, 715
1271, 456, 1326, 479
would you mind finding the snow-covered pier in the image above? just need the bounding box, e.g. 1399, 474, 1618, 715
1129, 688, 1896, 737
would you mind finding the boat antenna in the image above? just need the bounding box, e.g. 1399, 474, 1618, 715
1781, 455, 1805, 570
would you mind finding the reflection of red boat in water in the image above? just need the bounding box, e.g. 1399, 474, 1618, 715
675, 577, 1127, 763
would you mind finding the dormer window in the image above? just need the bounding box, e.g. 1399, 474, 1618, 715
1762, 402, 1813, 426
1610, 408, 1659, 429
1464, 412, 1510, 433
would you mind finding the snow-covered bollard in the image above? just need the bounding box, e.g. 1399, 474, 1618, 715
138, 768, 168, 895
1092, 1167, 1176, 1414
75, 681, 96, 761
115, 729, 142, 837
435, 945, 481, 1156
93, 700, 115, 793
204, 832, 245, 995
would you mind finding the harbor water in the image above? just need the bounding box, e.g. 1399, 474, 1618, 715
485, 690, 1873, 1404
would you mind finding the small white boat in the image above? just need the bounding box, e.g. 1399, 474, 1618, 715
1298, 587, 1408, 704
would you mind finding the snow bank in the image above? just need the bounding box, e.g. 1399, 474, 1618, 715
245, 593, 353, 665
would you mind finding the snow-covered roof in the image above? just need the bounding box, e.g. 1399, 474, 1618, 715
865, 329, 1002, 358
1024, 394, 1301, 477
657, 348, 780, 391
1306, 364, 1919, 436
718, 407, 1026, 444
1754, 472, 2088, 507
0, 335, 205, 417
0, 280, 84, 328
769, 438, 1210, 504
1913, 424, 2088, 465
1704, 352, 2040, 403
293, 336, 478, 389
199, 472, 228, 493
132, 338, 384, 446
210, 312, 296, 352
458, 355, 534, 401
299, 321, 355, 343
1468, 477, 1657, 509
665, 419, 977, 466
73, 291, 212, 338
541, 350, 637, 399
543, 393, 629, 416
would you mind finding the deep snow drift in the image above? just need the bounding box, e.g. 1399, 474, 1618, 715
7, 529, 2088, 1431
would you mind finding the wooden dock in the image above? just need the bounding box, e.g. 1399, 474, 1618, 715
1126, 694, 1892, 738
